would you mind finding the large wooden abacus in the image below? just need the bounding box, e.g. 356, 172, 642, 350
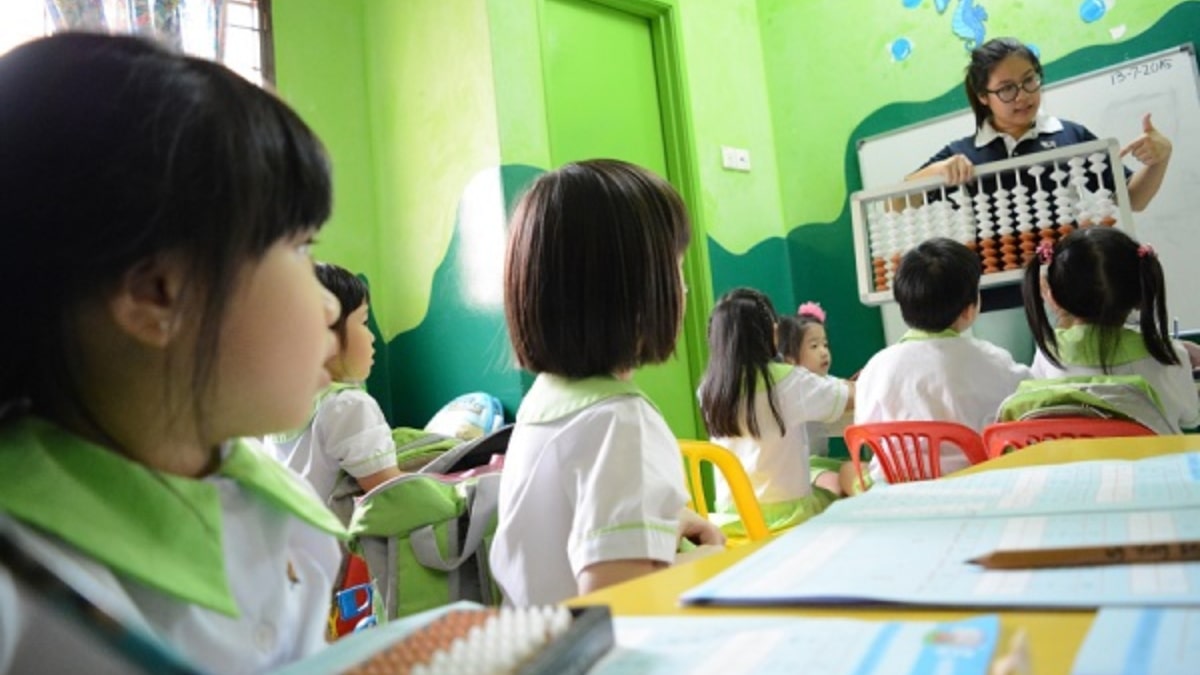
850, 138, 1135, 306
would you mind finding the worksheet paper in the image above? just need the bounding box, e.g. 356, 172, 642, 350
682, 454, 1200, 608
591, 614, 1000, 675
1071, 607, 1200, 675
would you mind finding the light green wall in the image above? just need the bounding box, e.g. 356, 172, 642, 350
490, 0, 787, 256
361, 0, 502, 338
677, 0, 787, 256
272, 0, 377, 275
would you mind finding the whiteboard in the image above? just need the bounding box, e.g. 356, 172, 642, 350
857, 45, 1200, 330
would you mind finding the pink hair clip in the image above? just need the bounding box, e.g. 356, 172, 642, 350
1036, 240, 1055, 265
797, 301, 826, 323
1137, 243, 1156, 258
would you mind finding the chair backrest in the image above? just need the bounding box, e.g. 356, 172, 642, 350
844, 421, 987, 485
981, 418, 1155, 459
677, 440, 770, 542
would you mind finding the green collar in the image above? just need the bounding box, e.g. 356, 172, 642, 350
899, 328, 960, 342
1054, 325, 1150, 367
0, 417, 347, 617
516, 374, 653, 424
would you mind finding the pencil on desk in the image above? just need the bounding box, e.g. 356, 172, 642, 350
968, 540, 1200, 570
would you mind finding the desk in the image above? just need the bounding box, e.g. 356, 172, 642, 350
569, 434, 1200, 673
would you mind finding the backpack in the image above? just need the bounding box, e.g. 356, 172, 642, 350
424, 392, 506, 440
995, 375, 1175, 435
347, 425, 513, 621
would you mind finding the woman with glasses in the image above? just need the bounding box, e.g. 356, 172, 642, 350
908, 37, 1172, 213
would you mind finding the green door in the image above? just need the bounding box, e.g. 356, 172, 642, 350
541, 0, 702, 439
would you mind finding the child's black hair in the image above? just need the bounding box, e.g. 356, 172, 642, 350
316, 263, 371, 348
699, 287, 784, 439
504, 159, 691, 378
1022, 227, 1178, 371
776, 307, 824, 365
893, 238, 981, 332
0, 33, 331, 428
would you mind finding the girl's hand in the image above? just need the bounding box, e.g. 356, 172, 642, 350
678, 508, 725, 547
930, 154, 975, 185
1120, 114, 1172, 167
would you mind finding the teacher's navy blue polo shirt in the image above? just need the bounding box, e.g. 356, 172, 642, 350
920, 114, 1131, 311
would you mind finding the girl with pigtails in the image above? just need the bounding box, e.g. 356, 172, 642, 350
1021, 227, 1200, 432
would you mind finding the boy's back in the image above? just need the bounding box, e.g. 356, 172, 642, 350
856, 332, 1031, 432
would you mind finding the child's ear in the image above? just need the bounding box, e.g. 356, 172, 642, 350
108, 251, 190, 348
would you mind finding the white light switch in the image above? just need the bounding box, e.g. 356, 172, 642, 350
721, 146, 751, 172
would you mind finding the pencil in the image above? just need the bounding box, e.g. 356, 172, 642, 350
968, 540, 1200, 570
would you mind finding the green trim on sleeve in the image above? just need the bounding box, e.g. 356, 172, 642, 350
585, 521, 677, 540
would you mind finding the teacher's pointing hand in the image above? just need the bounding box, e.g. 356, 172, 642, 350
1120, 113, 1173, 167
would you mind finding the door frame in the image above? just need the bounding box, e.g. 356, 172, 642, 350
539, 0, 713, 436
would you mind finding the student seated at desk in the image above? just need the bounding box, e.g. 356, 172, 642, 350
698, 288, 855, 536
489, 160, 724, 607
1022, 228, 1200, 432
855, 238, 1031, 485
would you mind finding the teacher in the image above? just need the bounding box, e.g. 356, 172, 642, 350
909, 37, 1172, 212
907, 37, 1173, 315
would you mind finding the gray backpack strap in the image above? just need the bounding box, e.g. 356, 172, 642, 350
409, 475, 500, 571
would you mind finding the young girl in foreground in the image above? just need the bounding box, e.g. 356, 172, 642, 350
1024, 228, 1200, 432
699, 289, 854, 536
490, 159, 724, 606
0, 34, 345, 672
270, 263, 402, 511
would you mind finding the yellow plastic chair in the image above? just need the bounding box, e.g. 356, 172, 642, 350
677, 440, 770, 542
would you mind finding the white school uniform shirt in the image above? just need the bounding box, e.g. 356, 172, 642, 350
0, 417, 345, 674
490, 374, 687, 607
855, 329, 1032, 481
268, 384, 397, 505
1031, 325, 1200, 433
707, 363, 850, 508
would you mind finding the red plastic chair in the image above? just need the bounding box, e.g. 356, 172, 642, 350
845, 421, 987, 485
981, 418, 1155, 459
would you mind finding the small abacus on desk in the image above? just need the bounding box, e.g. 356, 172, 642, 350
342, 606, 614, 675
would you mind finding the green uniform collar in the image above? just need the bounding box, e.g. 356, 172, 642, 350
0, 417, 347, 617
1054, 325, 1150, 367
900, 328, 960, 342
516, 374, 654, 424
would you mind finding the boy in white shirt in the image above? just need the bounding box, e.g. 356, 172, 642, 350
855, 238, 1031, 483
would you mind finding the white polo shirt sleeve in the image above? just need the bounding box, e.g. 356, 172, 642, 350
316, 389, 397, 480
557, 398, 686, 578
775, 366, 851, 424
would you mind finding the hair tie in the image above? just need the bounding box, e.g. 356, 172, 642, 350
1137, 243, 1156, 259
797, 301, 826, 323
1036, 240, 1055, 265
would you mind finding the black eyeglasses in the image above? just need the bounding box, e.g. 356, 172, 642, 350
985, 73, 1042, 103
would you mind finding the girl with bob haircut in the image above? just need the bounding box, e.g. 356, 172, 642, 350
1023, 227, 1199, 432
0, 33, 345, 672
491, 159, 723, 606
699, 289, 854, 536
